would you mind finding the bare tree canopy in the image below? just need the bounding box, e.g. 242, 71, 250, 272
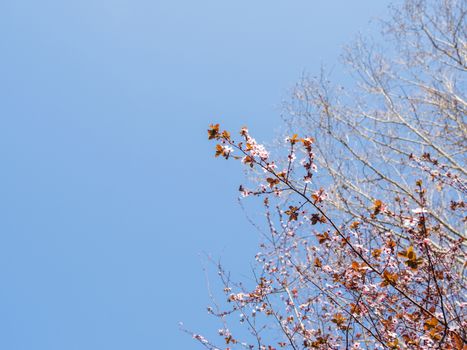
284, 0, 466, 255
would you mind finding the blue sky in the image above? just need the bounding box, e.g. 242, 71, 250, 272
0, 1, 390, 349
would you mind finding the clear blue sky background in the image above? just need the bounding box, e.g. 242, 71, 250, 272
0, 1, 390, 349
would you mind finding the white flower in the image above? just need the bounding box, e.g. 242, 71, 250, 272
288, 153, 296, 162
403, 217, 419, 227
412, 207, 428, 214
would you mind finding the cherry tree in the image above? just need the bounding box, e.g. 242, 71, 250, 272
189, 0, 466, 349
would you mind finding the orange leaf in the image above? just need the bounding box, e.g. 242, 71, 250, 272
214, 144, 224, 157
288, 134, 299, 145
284, 206, 299, 221
372, 249, 382, 258
208, 124, 220, 140
381, 270, 398, 287
350, 221, 360, 229
316, 232, 330, 244
266, 177, 280, 188
423, 317, 438, 330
